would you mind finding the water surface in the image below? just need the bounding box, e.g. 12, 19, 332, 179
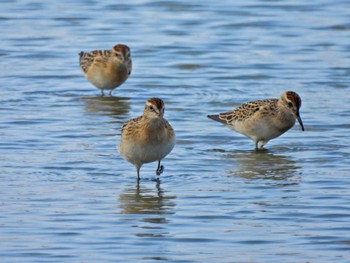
1, 0, 350, 262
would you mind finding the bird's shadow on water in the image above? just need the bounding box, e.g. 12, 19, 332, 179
81, 95, 131, 119
221, 148, 302, 185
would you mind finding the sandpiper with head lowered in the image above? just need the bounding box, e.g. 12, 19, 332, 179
79, 44, 132, 96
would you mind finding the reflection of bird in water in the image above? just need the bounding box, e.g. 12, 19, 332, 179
81, 96, 130, 118
119, 181, 176, 219
227, 150, 300, 183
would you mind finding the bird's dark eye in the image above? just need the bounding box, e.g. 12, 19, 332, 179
288, 102, 293, 108
149, 106, 154, 111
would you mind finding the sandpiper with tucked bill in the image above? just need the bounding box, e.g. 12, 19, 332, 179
79, 44, 132, 96
207, 91, 304, 149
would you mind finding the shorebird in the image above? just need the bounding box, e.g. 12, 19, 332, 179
207, 91, 304, 149
119, 98, 175, 179
79, 44, 132, 96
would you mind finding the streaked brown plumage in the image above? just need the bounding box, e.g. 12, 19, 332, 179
79, 44, 132, 96
208, 91, 304, 149
119, 98, 175, 179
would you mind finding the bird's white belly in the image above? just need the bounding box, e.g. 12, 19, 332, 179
119, 138, 175, 165
232, 120, 288, 141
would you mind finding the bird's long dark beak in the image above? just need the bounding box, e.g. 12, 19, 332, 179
297, 112, 304, 131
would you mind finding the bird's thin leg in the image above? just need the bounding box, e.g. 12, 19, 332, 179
100, 89, 105, 97
136, 167, 140, 181
108, 90, 112, 96
156, 160, 164, 175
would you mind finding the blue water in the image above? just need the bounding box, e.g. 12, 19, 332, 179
1, 0, 350, 262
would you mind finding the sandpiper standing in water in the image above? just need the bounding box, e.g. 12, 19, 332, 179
207, 91, 304, 149
119, 98, 175, 180
79, 44, 132, 96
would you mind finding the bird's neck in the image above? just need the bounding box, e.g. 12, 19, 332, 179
143, 116, 164, 128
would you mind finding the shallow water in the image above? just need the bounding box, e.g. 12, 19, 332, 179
1, 0, 350, 262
